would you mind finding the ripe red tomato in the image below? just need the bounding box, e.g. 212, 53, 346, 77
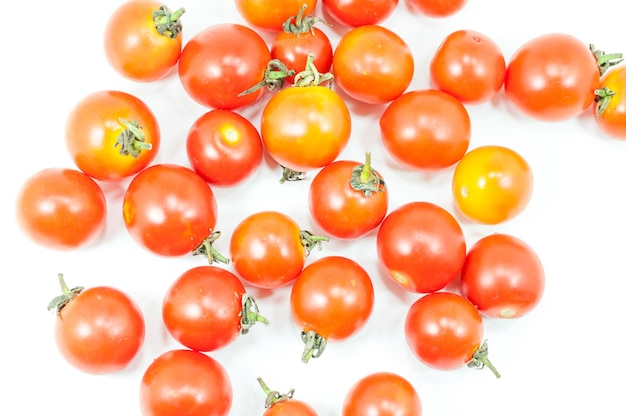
379, 89, 471, 170
461, 233, 545, 318
322, 0, 399, 27
342, 372, 422, 416
178, 23, 271, 110
308, 153, 388, 239
404, 292, 500, 377
430, 29, 506, 105
260, 85, 351, 173
452, 145, 533, 224
186, 109, 263, 187
406, 0, 467, 17
290, 255, 375, 362
140, 349, 232, 416
48, 274, 145, 375
229, 211, 327, 289
333, 25, 414, 104
65, 90, 160, 181
103, 0, 184, 82
234, 0, 317, 32
122, 163, 218, 257
376, 201, 466, 293
16, 167, 107, 250
258, 378, 318, 416
595, 65, 626, 139
162, 265, 268, 352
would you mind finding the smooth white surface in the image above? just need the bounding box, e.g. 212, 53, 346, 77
3, 0, 626, 415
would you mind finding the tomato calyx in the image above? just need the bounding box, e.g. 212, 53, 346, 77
238, 60, 295, 97
590, 44, 623, 76
300, 330, 327, 363
350, 151, 386, 197
257, 377, 295, 408
241, 294, 270, 334
279, 165, 305, 183
192, 230, 230, 264
152, 5, 185, 38
282, 3, 329, 37
300, 230, 329, 255
594, 86, 616, 115
115, 118, 153, 158
466, 340, 501, 378
47, 273, 84, 314
293, 54, 334, 87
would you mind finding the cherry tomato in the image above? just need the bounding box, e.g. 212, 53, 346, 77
333, 25, 414, 104
122, 163, 218, 257
48, 274, 145, 375
258, 378, 318, 416
103, 0, 184, 82
461, 233, 545, 318
342, 372, 422, 416
178, 23, 271, 110
260, 84, 351, 173
376, 201, 466, 293
162, 265, 268, 352
308, 153, 388, 239
379, 89, 471, 170
404, 292, 500, 377
186, 109, 263, 187
16, 168, 107, 250
290, 255, 375, 362
406, 0, 467, 17
234, 0, 317, 32
595, 65, 626, 139
452, 145, 533, 225
430, 29, 506, 105
65, 90, 160, 181
322, 0, 399, 27
140, 349, 232, 416
229, 211, 327, 289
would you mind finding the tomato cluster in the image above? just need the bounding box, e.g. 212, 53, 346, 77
14, 0, 626, 415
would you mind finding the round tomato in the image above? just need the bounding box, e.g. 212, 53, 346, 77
234, 0, 317, 32
48, 274, 145, 375
260, 85, 351, 173
461, 233, 545, 318
258, 378, 318, 416
308, 153, 388, 239
290, 255, 375, 362
333, 25, 414, 104
404, 292, 500, 377
379, 89, 471, 170
178, 23, 271, 110
229, 211, 328, 289
595, 65, 626, 139
376, 201, 466, 293
122, 163, 218, 257
342, 372, 422, 416
65, 90, 160, 181
322, 0, 399, 27
16, 167, 107, 250
162, 265, 268, 352
406, 0, 467, 17
103, 0, 184, 82
186, 109, 263, 187
140, 349, 232, 416
430, 29, 506, 105
452, 145, 533, 224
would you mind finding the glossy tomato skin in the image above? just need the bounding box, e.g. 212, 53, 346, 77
103, 0, 183, 82
140, 349, 232, 416
261, 86, 351, 172
376, 201, 466, 293
178, 23, 271, 110
16, 168, 107, 250
270, 28, 333, 85
379, 89, 471, 170
54, 285, 145, 375
65, 90, 160, 181
430, 29, 506, 105
504, 33, 600, 122
452, 145, 533, 224
461, 233, 545, 318
595, 65, 626, 139
322, 0, 399, 27
122, 163, 218, 257
404, 292, 483, 371
308, 159, 388, 239
234, 0, 317, 32
342, 372, 422, 416
406, 0, 467, 17
264, 400, 318, 416
186, 109, 263, 187
333, 25, 414, 104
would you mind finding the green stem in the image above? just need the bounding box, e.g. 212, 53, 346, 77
282, 3, 329, 37
192, 230, 230, 264
257, 377, 294, 408
116, 118, 152, 158
300, 330, 327, 363
590, 44, 623, 76
240, 294, 269, 334
153, 6, 185, 38
466, 340, 501, 378
238, 59, 295, 97
293, 54, 334, 88
299, 230, 329, 255
279, 165, 305, 183
47, 274, 84, 314
594, 86, 616, 116
350, 151, 386, 197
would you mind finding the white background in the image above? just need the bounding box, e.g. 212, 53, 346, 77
3, 0, 626, 415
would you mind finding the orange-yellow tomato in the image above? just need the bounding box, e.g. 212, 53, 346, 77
234, 0, 317, 32
595, 65, 626, 140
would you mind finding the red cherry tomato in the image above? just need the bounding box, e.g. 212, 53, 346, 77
322, 0, 399, 27
406, 0, 467, 17
257, 378, 319, 416
376, 201, 466, 293
342, 372, 422, 416
595, 65, 626, 139
234, 0, 317, 32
